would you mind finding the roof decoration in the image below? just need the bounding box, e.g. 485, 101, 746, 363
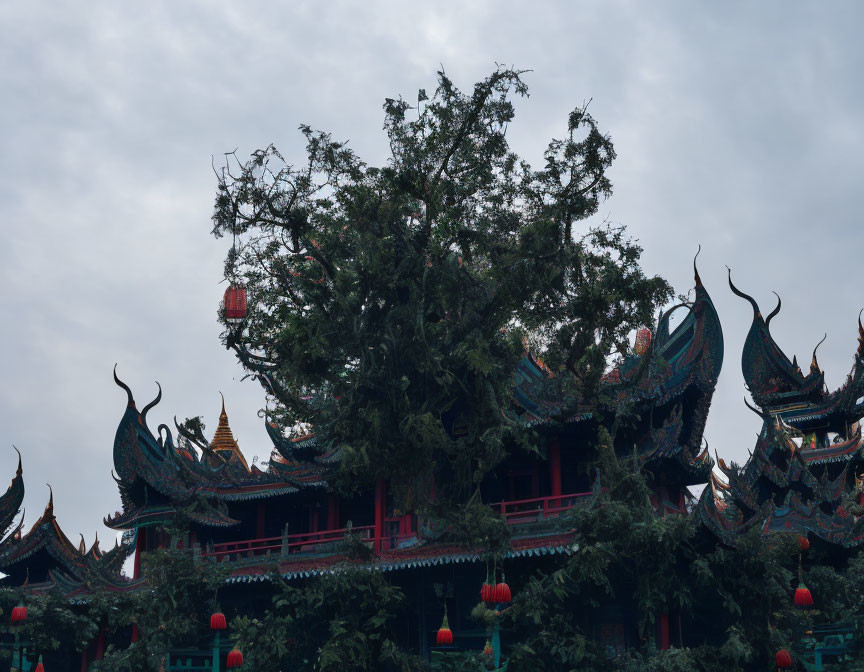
511, 256, 723, 483
699, 288, 864, 548
209, 395, 249, 472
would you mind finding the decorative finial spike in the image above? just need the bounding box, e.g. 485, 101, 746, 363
141, 382, 162, 427
12, 445, 21, 476
810, 333, 827, 374
766, 291, 782, 329
727, 268, 761, 318
113, 365, 135, 408
858, 309, 864, 358
693, 245, 702, 287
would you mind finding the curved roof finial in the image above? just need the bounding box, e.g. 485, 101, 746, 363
743, 396, 768, 421
45, 483, 54, 516
693, 245, 702, 287
12, 445, 21, 476
810, 333, 827, 373
765, 291, 782, 329
727, 267, 761, 317
141, 382, 162, 427
858, 309, 864, 358
113, 365, 135, 408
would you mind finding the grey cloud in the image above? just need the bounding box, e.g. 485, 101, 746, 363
2, 0, 863, 537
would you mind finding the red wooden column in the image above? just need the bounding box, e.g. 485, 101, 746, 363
327, 493, 340, 530
80, 651, 89, 672
133, 528, 146, 580
548, 437, 562, 498
95, 629, 107, 660
658, 612, 670, 650
374, 479, 386, 553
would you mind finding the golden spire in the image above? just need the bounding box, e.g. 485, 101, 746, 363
209, 394, 250, 472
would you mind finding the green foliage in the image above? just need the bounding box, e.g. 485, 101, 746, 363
502, 446, 808, 671
93, 549, 231, 671
211, 67, 671, 516
230, 569, 424, 672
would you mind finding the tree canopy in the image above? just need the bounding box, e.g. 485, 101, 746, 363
211, 67, 670, 505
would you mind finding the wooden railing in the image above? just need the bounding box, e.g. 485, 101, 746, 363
198, 492, 593, 562
202, 524, 376, 560
491, 491, 594, 525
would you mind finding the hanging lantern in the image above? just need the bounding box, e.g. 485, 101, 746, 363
481, 576, 494, 603
794, 583, 814, 608
10, 602, 26, 625
797, 535, 810, 551
223, 286, 247, 320
483, 640, 493, 656
436, 609, 453, 646
775, 649, 792, 669
210, 611, 227, 631
34, 655, 45, 672
226, 646, 244, 669
493, 575, 512, 604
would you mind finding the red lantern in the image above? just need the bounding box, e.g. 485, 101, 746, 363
483, 640, 493, 656
775, 648, 792, 669
436, 610, 453, 646
223, 286, 247, 320
794, 584, 814, 608
226, 646, 244, 669
34, 656, 45, 672
10, 603, 26, 625
210, 611, 227, 631
481, 580, 494, 603
797, 535, 810, 551
494, 579, 512, 604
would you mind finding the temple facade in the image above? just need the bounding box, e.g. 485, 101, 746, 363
8, 262, 862, 668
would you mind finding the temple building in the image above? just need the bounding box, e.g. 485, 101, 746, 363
698, 272, 864, 547
26, 262, 864, 668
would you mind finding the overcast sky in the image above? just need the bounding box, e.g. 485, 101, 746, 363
2, 1, 863, 545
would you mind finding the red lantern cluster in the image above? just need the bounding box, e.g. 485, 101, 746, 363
210, 611, 227, 631
775, 648, 792, 669
10, 603, 26, 625
797, 535, 810, 551
794, 584, 814, 608
493, 579, 511, 603
223, 286, 247, 320
436, 611, 453, 646
227, 646, 244, 669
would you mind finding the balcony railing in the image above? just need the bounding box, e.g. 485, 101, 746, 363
197, 491, 594, 563
202, 524, 376, 561
491, 491, 594, 525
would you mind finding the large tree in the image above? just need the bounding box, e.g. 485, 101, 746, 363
211, 67, 670, 509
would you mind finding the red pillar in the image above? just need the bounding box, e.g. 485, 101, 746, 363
548, 438, 562, 497
374, 479, 386, 553
133, 528, 146, 580
658, 612, 670, 650
95, 629, 106, 660
80, 651, 88, 672
256, 502, 266, 538
327, 493, 340, 530
131, 623, 139, 643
